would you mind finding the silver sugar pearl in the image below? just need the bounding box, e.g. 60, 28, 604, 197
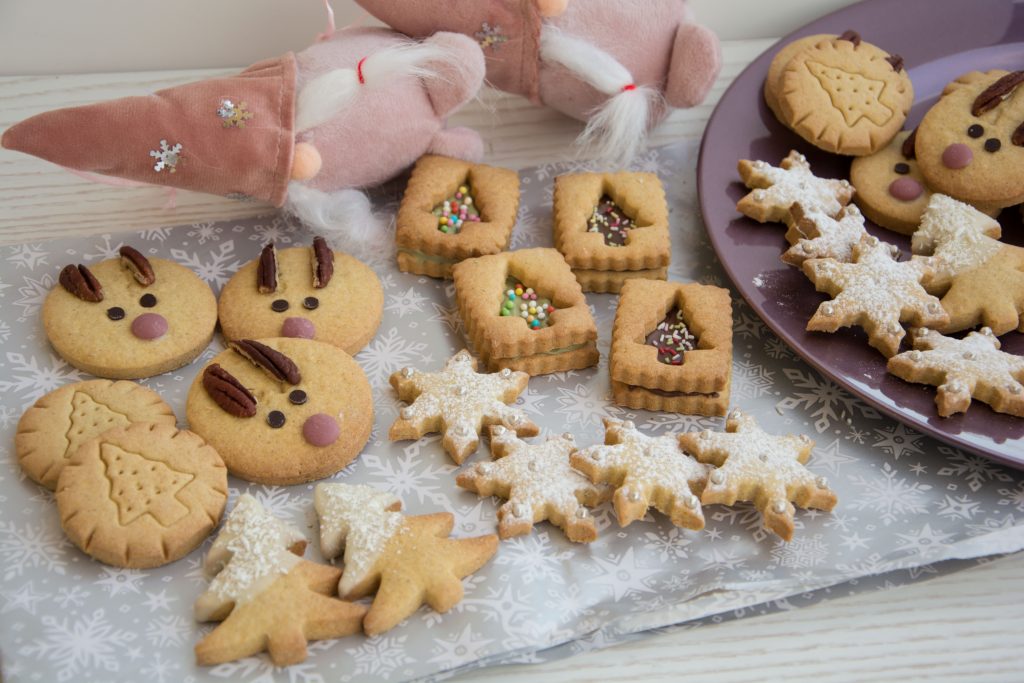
562, 432, 575, 441
685, 494, 699, 509
816, 476, 828, 489
1008, 383, 1022, 395
575, 507, 589, 519
889, 322, 902, 335
962, 351, 975, 360
622, 420, 635, 430
801, 242, 813, 254
927, 302, 940, 313
909, 350, 922, 361
400, 407, 414, 420
946, 382, 965, 394
710, 470, 725, 485
492, 425, 507, 437
509, 415, 522, 426
476, 463, 491, 475
500, 368, 512, 378
821, 304, 834, 316
456, 386, 468, 397
626, 489, 641, 503
866, 235, 879, 246
772, 500, 787, 514
512, 503, 527, 518
400, 367, 413, 378
453, 424, 470, 437
980, 326, 994, 336
759, 453, 769, 463
528, 461, 539, 472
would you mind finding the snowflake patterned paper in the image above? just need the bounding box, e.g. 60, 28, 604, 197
2, 143, 1024, 683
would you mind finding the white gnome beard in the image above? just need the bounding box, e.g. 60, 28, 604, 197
539, 25, 661, 168
284, 183, 390, 261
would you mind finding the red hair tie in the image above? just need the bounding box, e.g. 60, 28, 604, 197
621, 83, 637, 92
356, 57, 368, 85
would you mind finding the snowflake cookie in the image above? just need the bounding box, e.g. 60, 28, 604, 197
314, 483, 498, 636
782, 202, 868, 266
388, 349, 539, 464
456, 428, 612, 543
679, 410, 837, 542
737, 150, 854, 225
194, 495, 366, 666
888, 327, 1024, 418
571, 418, 710, 530
802, 235, 949, 357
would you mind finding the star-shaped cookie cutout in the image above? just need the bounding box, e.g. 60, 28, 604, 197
888, 327, 1024, 417
194, 495, 365, 667
803, 235, 949, 357
456, 428, 612, 543
737, 150, 854, 225
782, 203, 869, 266
389, 349, 539, 464
571, 418, 710, 529
678, 410, 837, 542
315, 483, 498, 637
911, 194, 1003, 293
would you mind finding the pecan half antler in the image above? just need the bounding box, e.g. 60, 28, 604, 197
59, 264, 104, 302
118, 245, 156, 286
885, 54, 905, 73
837, 30, 862, 46
972, 71, 1024, 116
202, 363, 257, 417
311, 236, 334, 289
230, 339, 301, 385
257, 243, 278, 293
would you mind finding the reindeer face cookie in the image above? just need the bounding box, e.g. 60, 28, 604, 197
916, 70, 1024, 208
43, 246, 217, 379
185, 337, 374, 485
218, 238, 383, 355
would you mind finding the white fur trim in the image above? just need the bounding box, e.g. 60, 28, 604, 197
539, 26, 659, 166
285, 182, 387, 260
295, 40, 454, 133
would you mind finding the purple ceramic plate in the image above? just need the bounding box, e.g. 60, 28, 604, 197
698, 0, 1024, 468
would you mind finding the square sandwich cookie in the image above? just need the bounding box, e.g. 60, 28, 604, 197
452, 248, 599, 376
610, 279, 733, 416
553, 171, 670, 293
395, 155, 520, 279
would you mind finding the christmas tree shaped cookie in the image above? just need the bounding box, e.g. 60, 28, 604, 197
888, 327, 1024, 418
679, 410, 837, 541
56, 422, 227, 568
16, 379, 175, 489
195, 494, 365, 666
315, 483, 498, 636
388, 349, 539, 464
571, 419, 710, 530
456, 428, 612, 542
737, 151, 854, 225
396, 155, 520, 278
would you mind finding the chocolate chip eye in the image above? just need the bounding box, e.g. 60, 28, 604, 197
107, 307, 125, 321
893, 162, 910, 175
968, 124, 985, 138
984, 138, 1002, 153
302, 297, 319, 310
267, 410, 286, 428
288, 389, 308, 405
271, 299, 289, 313
139, 293, 157, 308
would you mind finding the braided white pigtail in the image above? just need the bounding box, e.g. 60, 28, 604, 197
539, 26, 661, 167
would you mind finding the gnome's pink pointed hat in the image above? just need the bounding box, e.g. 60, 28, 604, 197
1, 55, 297, 206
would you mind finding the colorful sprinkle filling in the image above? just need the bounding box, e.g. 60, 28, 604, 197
645, 308, 697, 365
588, 195, 635, 247
500, 278, 556, 330
434, 184, 481, 234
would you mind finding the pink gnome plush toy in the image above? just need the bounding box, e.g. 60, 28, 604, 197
0, 27, 485, 248
354, 0, 722, 165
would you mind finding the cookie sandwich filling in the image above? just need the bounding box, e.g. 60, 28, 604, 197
588, 195, 636, 246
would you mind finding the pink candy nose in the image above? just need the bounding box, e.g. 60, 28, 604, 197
282, 317, 315, 339
942, 143, 973, 169
888, 177, 924, 202
302, 413, 340, 447
131, 313, 168, 340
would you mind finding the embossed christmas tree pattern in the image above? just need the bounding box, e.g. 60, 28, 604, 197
100, 444, 194, 526
65, 391, 130, 459
807, 61, 894, 126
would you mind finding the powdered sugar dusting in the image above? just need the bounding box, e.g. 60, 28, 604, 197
911, 194, 1002, 287
203, 494, 305, 605
741, 151, 853, 219
784, 204, 868, 264
314, 483, 402, 596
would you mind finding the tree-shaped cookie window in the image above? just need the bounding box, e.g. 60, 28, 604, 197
646, 307, 699, 365
500, 277, 557, 330
433, 181, 483, 234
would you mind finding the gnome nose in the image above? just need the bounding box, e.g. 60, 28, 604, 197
942, 143, 973, 169
282, 317, 315, 339
302, 413, 340, 447
888, 177, 923, 201
131, 313, 168, 340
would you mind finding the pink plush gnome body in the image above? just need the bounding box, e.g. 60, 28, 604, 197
1, 27, 485, 247
354, 0, 721, 164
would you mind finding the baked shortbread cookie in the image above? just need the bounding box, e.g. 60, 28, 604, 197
16, 379, 176, 490
218, 237, 383, 355
609, 279, 732, 416
456, 429, 612, 543
56, 422, 227, 568
737, 151, 855, 225
552, 172, 670, 293
194, 495, 365, 667
763, 33, 834, 121
680, 410, 837, 542
395, 155, 520, 279
571, 418, 710, 530
314, 483, 498, 636
778, 32, 912, 155
186, 338, 373, 485
43, 246, 217, 379
452, 248, 599, 375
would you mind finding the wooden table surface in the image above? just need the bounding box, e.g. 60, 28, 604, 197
1, 38, 1021, 682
